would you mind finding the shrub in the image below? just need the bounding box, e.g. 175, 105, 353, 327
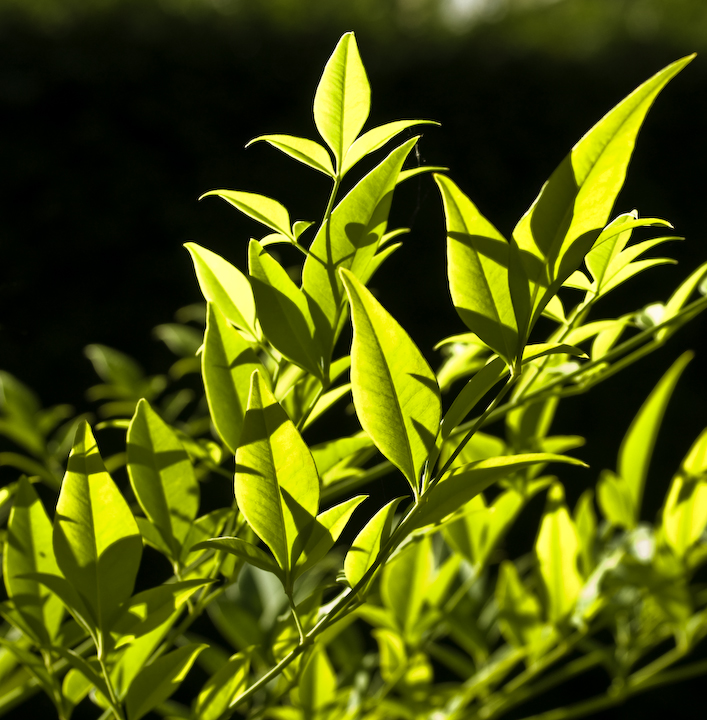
1, 31, 707, 720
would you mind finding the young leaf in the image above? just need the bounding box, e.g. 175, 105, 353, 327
249, 239, 323, 380
536, 483, 582, 623
345, 497, 403, 589
194, 651, 250, 720
247, 134, 335, 177
53, 421, 142, 646
127, 399, 199, 562
313, 31, 370, 170
512, 55, 694, 337
3, 476, 64, 644
200, 189, 294, 241
436, 174, 519, 364
125, 643, 206, 720
185, 242, 258, 341
341, 269, 441, 493
235, 371, 319, 587
202, 303, 262, 454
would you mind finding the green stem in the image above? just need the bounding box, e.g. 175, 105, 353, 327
97, 655, 124, 720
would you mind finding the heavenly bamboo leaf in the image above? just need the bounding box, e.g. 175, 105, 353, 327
194, 651, 250, 720
536, 482, 582, 623
201, 189, 294, 240
3, 476, 64, 644
436, 174, 519, 363
512, 55, 693, 336
193, 537, 281, 578
249, 240, 323, 380
345, 497, 403, 589
235, 371, 320, 587
313, 32, 370, 170
414, 454, 586, 529
127, 399, 199, 561
302, 137, 419, 352
185, 242, 258, 340
341, 269, 441, 492
53, 421, 142, 644
203, 303, 262, 454
125, 644, 206, 720
247, 134, 335, 177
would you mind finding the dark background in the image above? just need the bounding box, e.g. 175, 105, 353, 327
1, 0, 707, 717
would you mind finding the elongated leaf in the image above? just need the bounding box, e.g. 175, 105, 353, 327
574, 489, 597, 577
202, 303, 262, 455
512, 55, 693, 336
536, 483, 582, 623
195, 651, 250, 720
125, 644, 206, 720
314, 32, 370, 170
496, 561, 545, 648
302, 138, 419, 352
53, 422, 142, 644
342, 119, 439, 177
345, 497, 403, 589
299, 645, 337, 714
235, 371, 319, 587
249, 239, 323, 379
436, 174, 519, 363
193, 537, 281, 577
596, 469, 635, 529
3, 476, 63, 644
657, 261, 707, 342
185, 242, 258, 340
127, 399, 198, 561
341, 269, 441, 492
414, 454, 586, 529
247, 134, 335, 177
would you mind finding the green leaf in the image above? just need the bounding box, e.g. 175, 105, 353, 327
194, 651, 250, 720
341, 119, 439, 177
314, 32, 370, 170
3, 476, 64, 644
298, 645, 337, 714
512, 55, 693, 337
125, 643, 206, 720
341, 269, 441, 493
52, 422, 143, 648
496, 561, 546, 649
574, 489, 597, 577
302, 137, 419, 352
202, 303, 262, 455
249, 239, 323, 380
414, 454, 586, 529
596, 469, 636, 529
536, 482, 582, 623
657, 261, 707, 342
127, 399, 199, 562
436, 174, 519, 364
185, 242, 259, 340
200, 189, 294, 241
193, 537, 281, 577
344, 497, 403, 589
247, 134, 335, 177
235, 371, 320, 587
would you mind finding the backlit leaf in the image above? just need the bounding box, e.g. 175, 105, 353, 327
195, 651, 250, 720
193, 537, 281, 578
201, 189, 294, 240
247, 134, 335, 177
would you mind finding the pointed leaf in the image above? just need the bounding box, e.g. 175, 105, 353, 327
53, 422, 142, 641
596, 469, 636, 529
247, 134, 335, 177
185, 242, 258, 340
299, 645, 337, 713
193, 537, 281, 577
125, 644, 206, 720
341, 269, 441, 492
314, 32, 370, 169
127, 399, 199, 561
235, 371, 319, 585
496, 561, 544, 648
195, 651, 250, 720
201, 189, 294, 240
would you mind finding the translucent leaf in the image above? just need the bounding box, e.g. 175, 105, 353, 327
574, 489, 597, 577
235, 371, 319, 588
341, 269, 441, 493
127, 399, 199, 562
496, 561, 545, 648
657, 261, 707, 342
436, 174, 519, 364
313, 32, 370, 170
345, 497, 403, 589
200, 189, 294, 240
298, 645, 337, 714
125, 643, 206, 720
536, 483, 582, 623
596, 469, 635, 529
3, 477, 64, 644
373, 629, 406, 685
53, 422, 142, 645
194, 651, 250, 720
202, 303, 262, 454
247, 134, 334, 177
185, 242, 258, 340
193, 537, 281, 578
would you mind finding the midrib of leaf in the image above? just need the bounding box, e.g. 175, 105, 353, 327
334, 47, 349, 169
